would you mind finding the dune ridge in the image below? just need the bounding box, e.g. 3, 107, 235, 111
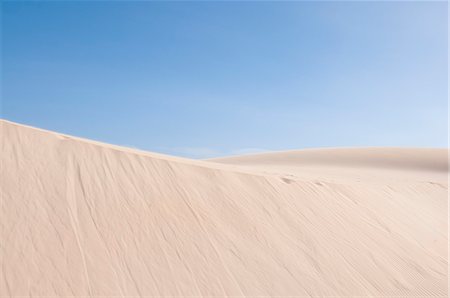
1, 119, 448, 297
211, 147, 448, 172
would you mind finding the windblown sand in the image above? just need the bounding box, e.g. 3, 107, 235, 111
1, 120, 448, 296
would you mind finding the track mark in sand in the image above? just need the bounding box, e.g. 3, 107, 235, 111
65, 154, 93, 296
426, 181, 447, 189
281, 177, 295, 184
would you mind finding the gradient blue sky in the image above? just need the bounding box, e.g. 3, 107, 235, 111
2, 1, 448, 158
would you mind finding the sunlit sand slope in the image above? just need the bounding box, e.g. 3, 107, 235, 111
1, 120, 448, 297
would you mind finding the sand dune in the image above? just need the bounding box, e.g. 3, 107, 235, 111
1, 119, 448, 296
210, 147, 449, 185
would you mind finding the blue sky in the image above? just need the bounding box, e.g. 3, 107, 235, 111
2, 1, 447, 158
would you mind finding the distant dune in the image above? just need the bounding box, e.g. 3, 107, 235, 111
1, 119, 448, 296
210, 147, 448, 184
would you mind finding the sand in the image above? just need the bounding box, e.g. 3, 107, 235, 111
1, 119, 448, 296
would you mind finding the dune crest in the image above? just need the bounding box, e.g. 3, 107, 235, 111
210, 147, 448, 185
1, 120, 448, 296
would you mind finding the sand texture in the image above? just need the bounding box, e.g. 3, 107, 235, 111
1, 120, 448, 297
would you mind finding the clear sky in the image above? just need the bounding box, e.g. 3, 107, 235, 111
2, 1, 448, 158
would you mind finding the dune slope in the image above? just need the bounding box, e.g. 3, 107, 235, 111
1, 120, 448, 296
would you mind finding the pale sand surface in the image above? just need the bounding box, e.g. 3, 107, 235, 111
1, 119, 448, 296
